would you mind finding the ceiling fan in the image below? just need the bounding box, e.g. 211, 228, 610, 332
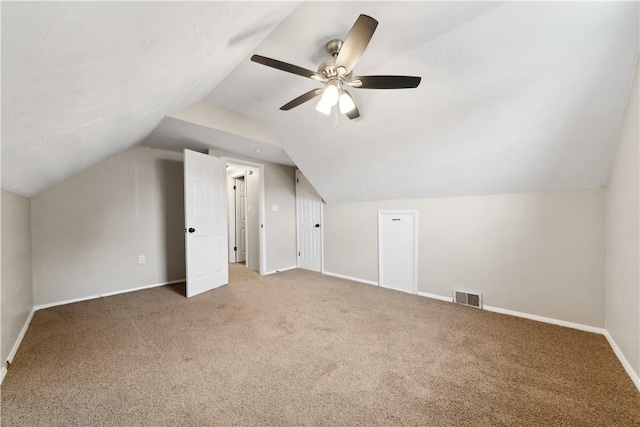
250, 14, 421, 120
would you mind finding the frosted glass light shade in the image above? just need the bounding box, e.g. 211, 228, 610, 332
339, 92, 356, 114
315, 98, 332, 115
321, 84, 339, 106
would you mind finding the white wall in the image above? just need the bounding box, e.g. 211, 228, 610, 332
605, 61, 639, 383
323, 188, 605, 327
31, 146, 186, 306
1, 189, 34, 365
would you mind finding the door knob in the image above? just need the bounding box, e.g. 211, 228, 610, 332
315, 224, 320, 228
188, 228, 195, 233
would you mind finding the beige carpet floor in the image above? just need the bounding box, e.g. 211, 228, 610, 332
2, 264, 639, 426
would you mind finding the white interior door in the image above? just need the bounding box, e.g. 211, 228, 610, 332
378, 211, 418, 294
235, 177, 247, 263
296, 170, 322, 272
184, 149, 228, 298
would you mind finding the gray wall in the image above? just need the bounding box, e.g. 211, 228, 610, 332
32, 146, 186, 305
605, 61, 639, 380
323, 188, 606, 327
263, 162, 296, 272
1, 189, 34, 364
32, 145, 297, 305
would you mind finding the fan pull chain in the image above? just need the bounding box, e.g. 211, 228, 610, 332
333, 104, 338, 128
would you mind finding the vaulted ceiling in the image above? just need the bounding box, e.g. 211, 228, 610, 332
2, 1, 638, 202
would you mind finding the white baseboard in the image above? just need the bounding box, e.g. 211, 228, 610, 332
482, 305, 606, 335
603, 330, 640, 392
263, 266, 297, 275
414, 291, 605, 334
417, 291, 453, 302
322, 271, 379, 287
1, 307, 36, 385
7, 308, 35, 364
34, 278, 186, 311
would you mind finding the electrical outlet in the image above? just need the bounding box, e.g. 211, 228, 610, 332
138, 255, 146, 264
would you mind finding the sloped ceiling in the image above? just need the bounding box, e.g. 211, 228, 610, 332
2, 1, 639, 203
1, 1, 298, 196
204, 1, 639, 203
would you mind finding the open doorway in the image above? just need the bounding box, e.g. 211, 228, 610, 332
229, 174, 247, 264
225, 159, 265, 274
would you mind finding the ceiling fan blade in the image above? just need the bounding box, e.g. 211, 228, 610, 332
251, 54, 321, 80
335, 15, 378, 74
280, 88, 324, 111
342, 90, 360, 120
351, 75, 422, 89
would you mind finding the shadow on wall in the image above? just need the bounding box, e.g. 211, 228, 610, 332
158, 158, 186, 281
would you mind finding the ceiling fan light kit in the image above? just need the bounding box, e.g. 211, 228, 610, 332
338, 91, 356, 114
250, 14, 422, 121
321, 83, 340, 106
315, 97, 332, 115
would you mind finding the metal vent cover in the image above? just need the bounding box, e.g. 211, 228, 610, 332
453, 290, 483, 309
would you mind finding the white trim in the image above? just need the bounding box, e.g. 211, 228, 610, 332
34, 279, 185, 311
295, 170, 300, 269
417, 291, 453, 302
378, 210, 419, 295
482, 305, 606, 335
1, 307, 36, 385
221, 156, 266, 275
7, 308, 35, 363
603, 330, 640, 391
263, 266, 298, 275
320, 197, 325, 273
323, 271, 379, 286
415, 291, 605, 334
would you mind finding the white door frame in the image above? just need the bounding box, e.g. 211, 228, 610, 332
222, 156, 266, 275
378, 210, 418, 294
227, 172, 245, 264
295, 170, 323, 272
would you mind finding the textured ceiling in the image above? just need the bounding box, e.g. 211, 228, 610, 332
206, 1, 639, 203
1, 1, 298, 196
143, 116, 295, 167
2, 1, 638, 202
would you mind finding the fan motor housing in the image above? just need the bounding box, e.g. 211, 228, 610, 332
318, 40, 350, 81
325, 39, 343, 57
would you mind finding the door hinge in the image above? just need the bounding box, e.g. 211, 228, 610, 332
261, 224, 264, 228
234, 246, 237, 251
233, 185, 236, 190
296, 178, 299, 183
298, 251, 301, 256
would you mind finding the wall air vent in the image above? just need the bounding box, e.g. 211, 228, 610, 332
453, 290, 482, 309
